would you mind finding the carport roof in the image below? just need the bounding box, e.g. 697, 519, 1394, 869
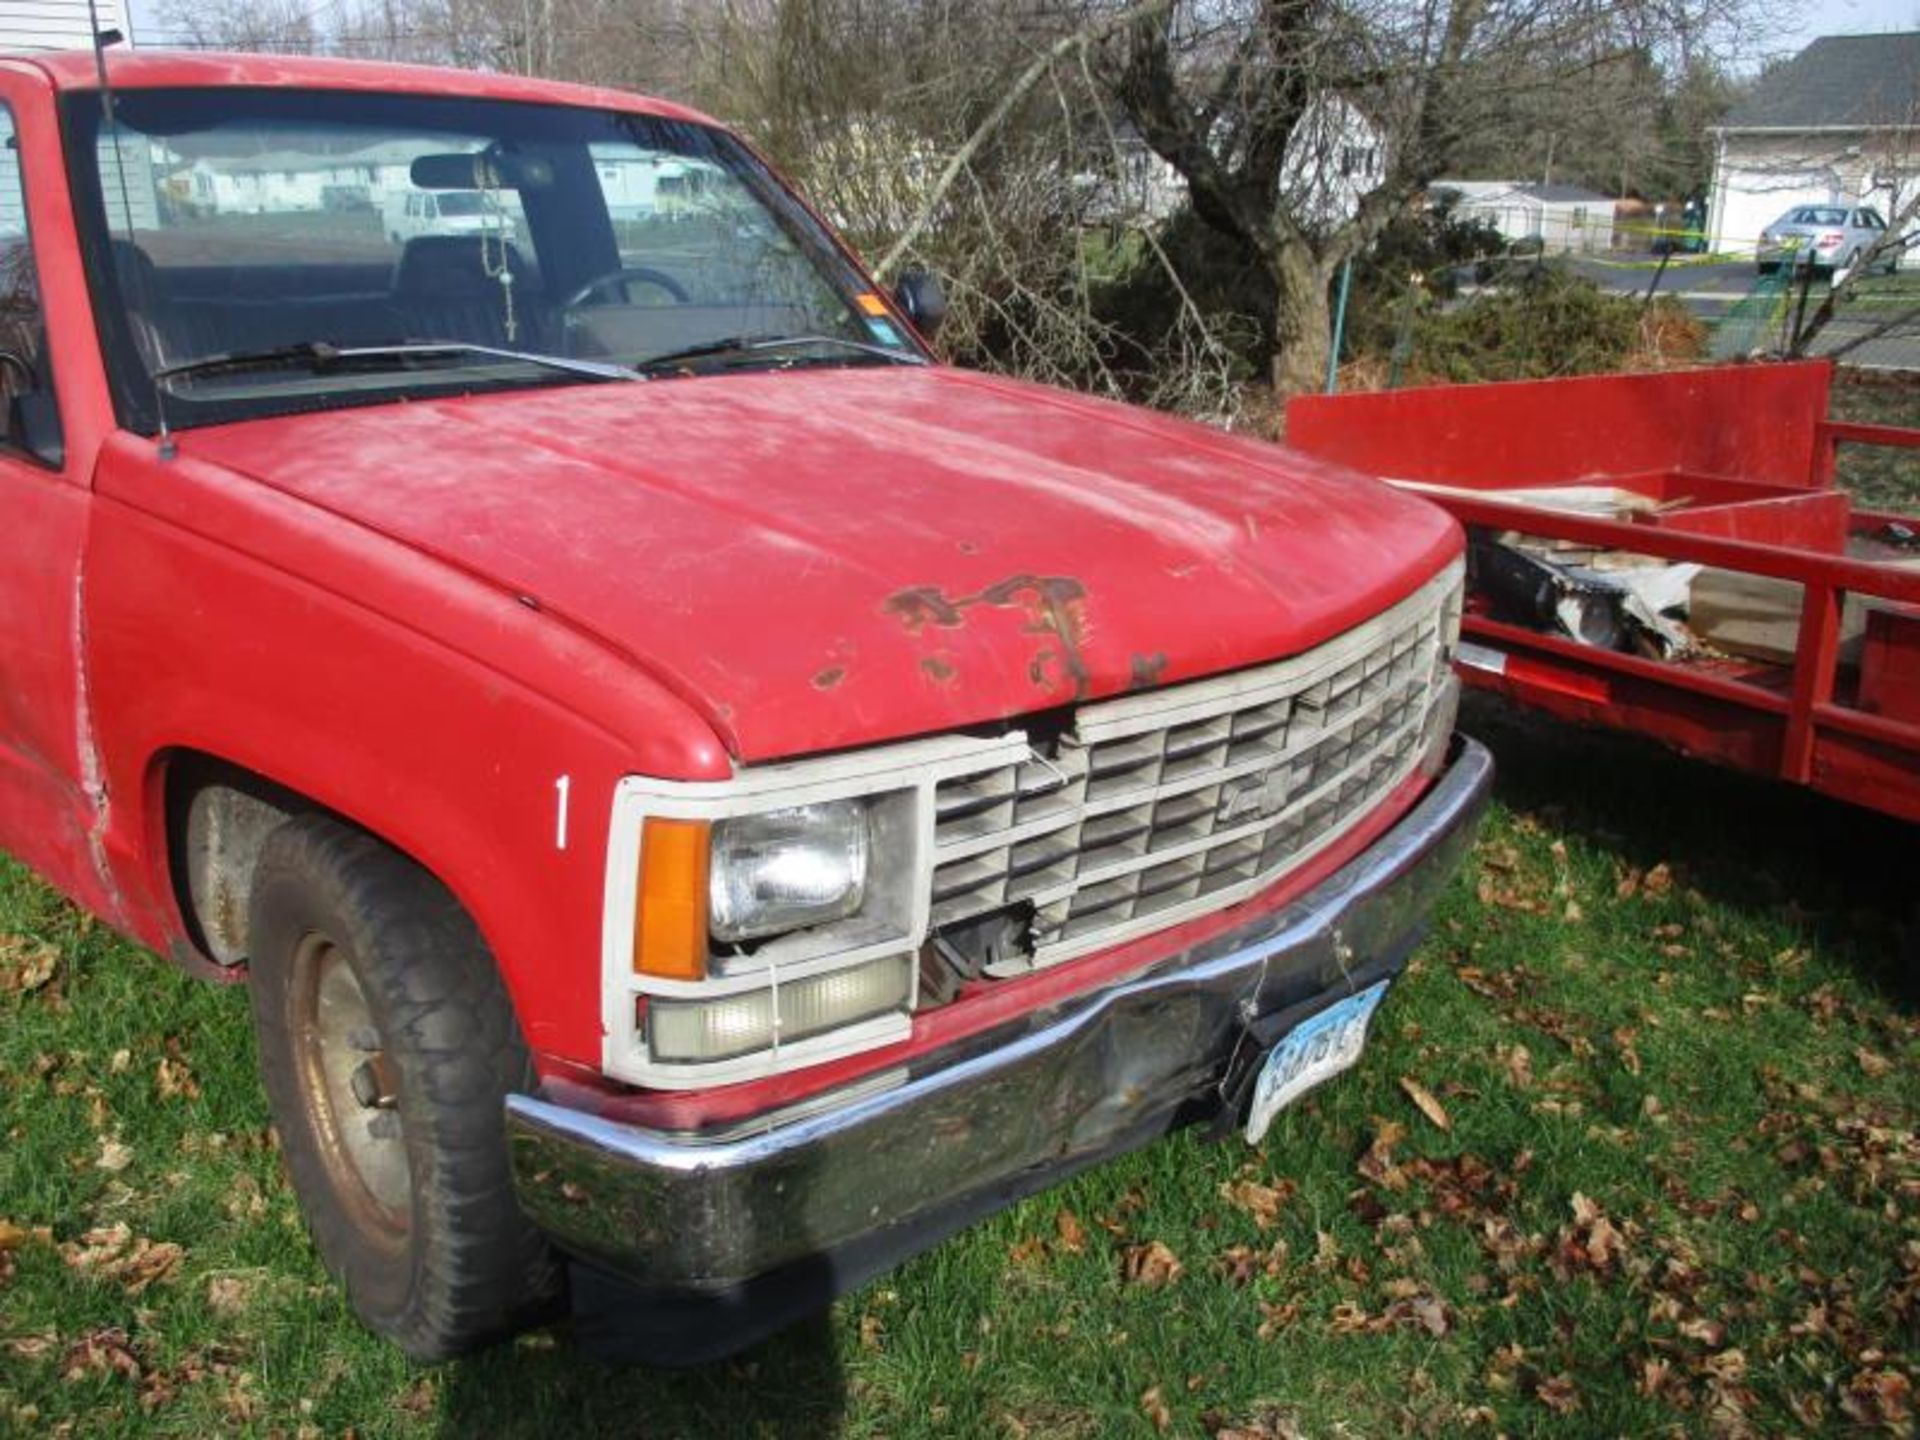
1721, 32, 1920, 130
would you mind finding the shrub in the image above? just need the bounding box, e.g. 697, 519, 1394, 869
1396, 268, 1707, 385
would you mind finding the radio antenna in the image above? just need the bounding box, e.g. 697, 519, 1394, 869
86, 0, 175, 458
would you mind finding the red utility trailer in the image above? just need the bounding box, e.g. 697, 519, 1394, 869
1288, 361, 1920, 823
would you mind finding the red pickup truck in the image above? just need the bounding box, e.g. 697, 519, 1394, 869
0, 48, 1487, 1360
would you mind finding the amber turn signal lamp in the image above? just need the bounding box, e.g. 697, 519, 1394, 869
634, 818, 711, 981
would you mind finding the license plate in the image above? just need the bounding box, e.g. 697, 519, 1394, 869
1245, 981, 1388, 1144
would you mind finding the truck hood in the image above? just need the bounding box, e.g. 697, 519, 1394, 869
178, 365, 1459, 763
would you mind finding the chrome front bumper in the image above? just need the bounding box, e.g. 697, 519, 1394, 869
507, 736, 1491, 1309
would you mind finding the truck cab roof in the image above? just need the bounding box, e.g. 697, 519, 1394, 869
0, 47, 715, 127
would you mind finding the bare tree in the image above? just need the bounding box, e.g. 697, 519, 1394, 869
1091, 0, 1761, 393
154, 0, 324, 52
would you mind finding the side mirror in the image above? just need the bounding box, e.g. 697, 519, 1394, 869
893, 268, 948, 339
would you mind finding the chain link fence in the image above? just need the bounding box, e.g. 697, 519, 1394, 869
1709, 261, 1920, 371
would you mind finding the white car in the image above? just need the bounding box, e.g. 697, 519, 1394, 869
383, 189, 494, 244
1756, 204, 1900, 275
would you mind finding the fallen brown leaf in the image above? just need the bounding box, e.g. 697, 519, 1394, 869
1215, 1246, 1260, 1287
1214, 1405, 1306, 1439
1054, 1208, 1086, 1255
1006, 1237, 1047, 1267
60, 1226, 183, 1295
0, 934, 58, 995
1121, 1240, 1183, 1288
156, 1056, 201, 1101
1839, 1368, 1912, 1428
1221, 1177, 1294, 1229
60, 1328, 140, 1383
1501, 1044, 1534, 1090
1405, 1294, 1450, 1337
0, 1219, 50, 1252
1328, 1301, 1373, 1333
1399, 1076, 1451, 1131
1534, 1373, 1580, 1415
1139, 1386, 1171, 1432
1679, 1316, 1726, 1347
1611, 1027, 1642, 1077
1856, 1048, 1893, 1079
1357, 1117, 1409, 1189
4, 1332, 56, 1361
1558, 1192, 1626, 1274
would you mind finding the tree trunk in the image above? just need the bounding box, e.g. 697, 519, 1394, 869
1266, 243, 1334, 397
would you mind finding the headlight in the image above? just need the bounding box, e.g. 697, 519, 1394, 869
709, 800, 871, 943
608, 749, 972, 1088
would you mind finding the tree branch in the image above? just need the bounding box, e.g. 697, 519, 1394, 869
872, 0, 1175, 280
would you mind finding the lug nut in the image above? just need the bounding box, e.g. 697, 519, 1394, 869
348, 1059, 393, 1109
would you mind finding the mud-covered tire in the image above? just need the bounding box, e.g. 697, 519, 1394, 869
246, 814, 559, 1359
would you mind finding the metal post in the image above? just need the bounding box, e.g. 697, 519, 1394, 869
1643, 250, 1671, 308
1325, 256, 1354, 394
1788, 251, 1818, 354
1387, 273, 1419, 389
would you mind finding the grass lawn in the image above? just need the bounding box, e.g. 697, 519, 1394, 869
1831, 370, 1920, 513
2, 699, 1916, 1438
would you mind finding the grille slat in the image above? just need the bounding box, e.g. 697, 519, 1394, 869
928, 566, 1458, 967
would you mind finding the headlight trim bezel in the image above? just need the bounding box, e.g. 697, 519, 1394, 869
601, 729, 1031, 1088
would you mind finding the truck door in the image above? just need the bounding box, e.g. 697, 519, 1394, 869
0, 79, 109, 913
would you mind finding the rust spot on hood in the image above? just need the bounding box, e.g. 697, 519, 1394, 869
812, 666, 846, 690
884, 574, 1091, 699
1129, 652, 1168, 690
920, 656, 957, 685
883, 588, 968, 632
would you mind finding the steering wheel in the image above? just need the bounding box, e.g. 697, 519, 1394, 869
560, 266, 691, 312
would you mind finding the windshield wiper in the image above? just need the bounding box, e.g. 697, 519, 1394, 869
635, 333, 927, 374
155, 340, 641, 388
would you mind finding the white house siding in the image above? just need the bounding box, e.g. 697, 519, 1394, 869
1432, 181, 1614, 254
1711, 131, 1916, 254
0, 0, 136, 235
1279, 95, 1386, 229
0, 0, 130, 52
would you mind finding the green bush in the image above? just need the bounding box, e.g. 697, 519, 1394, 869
1402, 267, 1706, 383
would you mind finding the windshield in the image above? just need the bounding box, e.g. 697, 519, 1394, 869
64, 87, 922, 431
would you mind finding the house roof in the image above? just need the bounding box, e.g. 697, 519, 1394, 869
1721, 32, 1920, 130
1516, 183, 1612, 205
1430, 180, 1612, 206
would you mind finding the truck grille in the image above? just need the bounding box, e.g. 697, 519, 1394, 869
929, 562, 1461, 973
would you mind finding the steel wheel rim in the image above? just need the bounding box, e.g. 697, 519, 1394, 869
291, 933, 413, 1242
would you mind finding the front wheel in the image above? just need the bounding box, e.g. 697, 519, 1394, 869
247, 814, 559, 1358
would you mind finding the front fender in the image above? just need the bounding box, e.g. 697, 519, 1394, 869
86, 438, 729, 1068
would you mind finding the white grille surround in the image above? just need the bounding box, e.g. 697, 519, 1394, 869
928, 558, 1464, 972
600, 558, 1463, 1089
